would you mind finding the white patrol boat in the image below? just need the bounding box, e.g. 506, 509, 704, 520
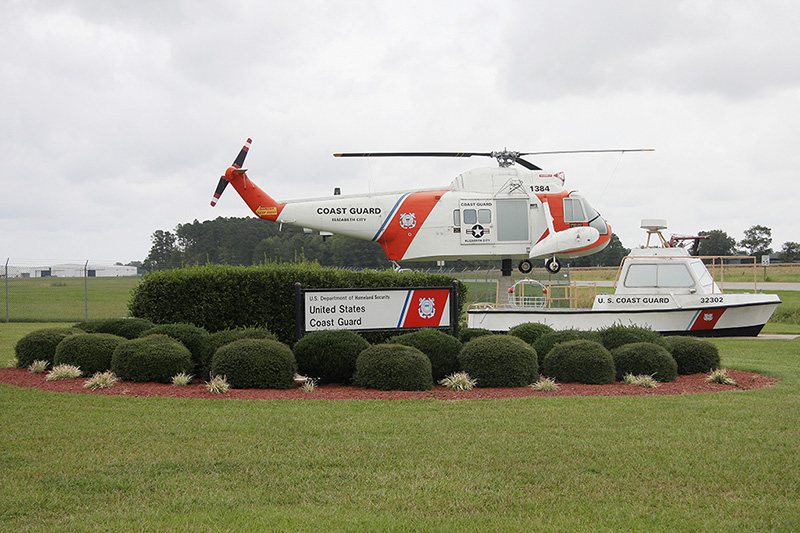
467, 220, 781, 337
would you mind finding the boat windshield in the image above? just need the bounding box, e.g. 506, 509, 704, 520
624, 263, 695, 288
690, 260, 715, 290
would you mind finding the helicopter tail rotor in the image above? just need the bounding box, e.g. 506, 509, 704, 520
211, 138, 252, 207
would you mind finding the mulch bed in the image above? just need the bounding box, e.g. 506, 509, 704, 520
0, 367, 776, 401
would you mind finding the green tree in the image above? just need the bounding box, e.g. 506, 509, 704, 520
143, 230, 179, 271
780, 241, 800, 262
697, 229, 737, 256
739, 225, 773, 257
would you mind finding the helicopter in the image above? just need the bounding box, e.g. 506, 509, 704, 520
210, 139, 652, 274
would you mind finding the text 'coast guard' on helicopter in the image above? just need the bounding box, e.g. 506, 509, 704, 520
210, 139, 652, 273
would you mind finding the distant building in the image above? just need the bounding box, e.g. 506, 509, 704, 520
4, 264, 138, 278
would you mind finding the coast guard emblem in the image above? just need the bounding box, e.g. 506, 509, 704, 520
418, 297, 436, 319
399, 212, 416, 229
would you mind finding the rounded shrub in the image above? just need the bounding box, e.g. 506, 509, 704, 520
459, 327, 493, 343
211, 339, 297, 389
664, 336, 721, 375
76, 318, 155, 339
533, 329, 602, 368
543, 340, 615, 384
611, 342, 678, 382
14, 327, 82, 368
293, 330, 369, 384
458, 335, 538, 388
599, 325, 667, 351
200, 327, 276, 376
354, 344, 433, 391
54, 333, 126, 376
139, 323, 209, 374
111, 335, 192, 383
508, 322, 555, 345
386, 329, 462, 381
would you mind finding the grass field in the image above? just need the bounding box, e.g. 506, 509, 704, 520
0, 322, 799, 530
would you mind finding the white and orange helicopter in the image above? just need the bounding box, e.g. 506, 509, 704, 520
211, 139, 652, 274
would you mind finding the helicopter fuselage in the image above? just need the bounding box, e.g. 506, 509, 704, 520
218, 163, 612, 265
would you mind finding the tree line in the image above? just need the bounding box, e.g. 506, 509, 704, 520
142, 217, 797, 272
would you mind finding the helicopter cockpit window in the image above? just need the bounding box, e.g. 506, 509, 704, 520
478, 209, 491, 224
463, 209, 477, 225
453, 210, 461, 226
563, 198, 587, 223
575, 194, 609, 235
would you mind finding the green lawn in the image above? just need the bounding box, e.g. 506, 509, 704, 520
1, 323, 799, 531
2, 277, 140, 322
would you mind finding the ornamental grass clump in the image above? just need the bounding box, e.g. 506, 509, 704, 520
300, 377, 318, 393
205, 375, 230, 394
706, 368, 737, 386
439, 371, 477, 391
458, 335, 538, 387
84, 371, 119, 390
622, 373, 660, 389
530, 376, 560, 392
611, 342, 677, 382
46, 364, 82, 381
27, 360, 50, 374
293, 330, 369, 384
171, 372, 194, 386
386, 329, 462, 381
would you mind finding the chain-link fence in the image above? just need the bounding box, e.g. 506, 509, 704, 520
3, 259, 141, 323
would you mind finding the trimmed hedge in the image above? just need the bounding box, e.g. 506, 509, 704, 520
533, 329, 603, 368
543, 340, 615, 384
599, 325, 667, 351
664, 336, 721, 375
75, 318, 155, 339
139, 323, 209, 374
458, 335, 538, 388
508, 323, 555, 345
354, 344, 433, 391
54, 333, 126, 376
111, 335, 192, 383
128, 263, 466, 344
293, 330, 369, 384
211, 339, 297, 389
386, 329, 462, 381
611, 342, 678, 382
200, 327, 276, 376
15, 327, 82, 367
459, 327, 493, 343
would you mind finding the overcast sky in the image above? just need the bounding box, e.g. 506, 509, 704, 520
2, 0, 799, 266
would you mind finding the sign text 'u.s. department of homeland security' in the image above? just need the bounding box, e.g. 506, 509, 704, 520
301, 287, 453, 334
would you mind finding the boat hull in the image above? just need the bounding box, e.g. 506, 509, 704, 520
467, 298, 781, 337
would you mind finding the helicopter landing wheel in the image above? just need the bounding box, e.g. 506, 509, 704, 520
545, 257, 561, 274
518, 259, 533, 274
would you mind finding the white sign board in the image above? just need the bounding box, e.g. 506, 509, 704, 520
302, 287, 452, 333
762, 255, 771, 267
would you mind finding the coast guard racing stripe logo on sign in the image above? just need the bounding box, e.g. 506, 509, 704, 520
398, 289, 450, 328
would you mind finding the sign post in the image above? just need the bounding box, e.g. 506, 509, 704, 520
295, 282, 459, 340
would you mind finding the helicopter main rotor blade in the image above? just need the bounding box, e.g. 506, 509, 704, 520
519, 148, 654, 156
514, 157, 542, 171
334, 152, 492, 158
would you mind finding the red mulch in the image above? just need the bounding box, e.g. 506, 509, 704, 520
0, 368, 776, 401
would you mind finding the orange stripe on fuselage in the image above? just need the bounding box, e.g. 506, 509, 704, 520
377, 190, 448, 261
536, 191, 612, 253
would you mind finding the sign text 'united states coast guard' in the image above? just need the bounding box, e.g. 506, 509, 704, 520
296, 285, 456, 338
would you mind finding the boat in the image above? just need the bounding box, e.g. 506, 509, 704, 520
467, 220, 781, 337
